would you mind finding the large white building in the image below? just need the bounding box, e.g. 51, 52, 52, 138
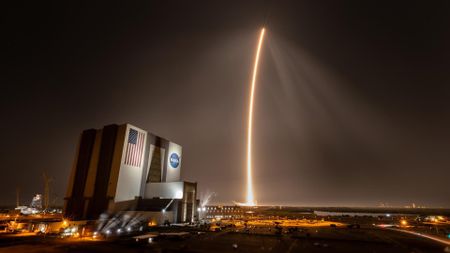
64, 123, 197, 223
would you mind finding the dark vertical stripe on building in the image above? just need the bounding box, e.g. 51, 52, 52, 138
64, 129, 96, 220
86, 124, 118, 220
159, 137, 170, 182
147, 136, 163, 183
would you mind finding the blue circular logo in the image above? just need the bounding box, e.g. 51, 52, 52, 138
169, 153, 180, 168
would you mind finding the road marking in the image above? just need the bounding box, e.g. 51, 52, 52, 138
286, 239, 298, 253
387, 228, 450, 246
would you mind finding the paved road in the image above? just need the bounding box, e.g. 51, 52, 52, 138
387, 227, 450, 246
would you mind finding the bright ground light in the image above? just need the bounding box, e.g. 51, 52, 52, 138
246, 28, 266, 206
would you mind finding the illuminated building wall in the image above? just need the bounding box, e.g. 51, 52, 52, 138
64, 123, 196, 222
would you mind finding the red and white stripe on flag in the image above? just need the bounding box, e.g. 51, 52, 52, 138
124, 129, 145, 167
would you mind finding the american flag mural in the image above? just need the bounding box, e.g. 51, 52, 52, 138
124, 128, 145, 167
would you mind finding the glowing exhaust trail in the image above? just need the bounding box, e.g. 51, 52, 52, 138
245, 28, 266, 206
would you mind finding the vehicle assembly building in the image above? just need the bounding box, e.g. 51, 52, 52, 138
64, 123, 197, 224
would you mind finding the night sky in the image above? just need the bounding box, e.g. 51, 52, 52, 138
1, 1, 449, 207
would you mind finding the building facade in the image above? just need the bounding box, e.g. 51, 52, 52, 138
203, 205, 244, 220
64, 123, 197, 223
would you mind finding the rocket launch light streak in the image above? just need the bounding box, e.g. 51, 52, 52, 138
245, 28, 266, 206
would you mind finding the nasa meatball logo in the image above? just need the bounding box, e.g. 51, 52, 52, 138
169, 153, 180, 168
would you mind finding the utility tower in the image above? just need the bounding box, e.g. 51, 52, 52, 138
16, 187, 20, 207
43, 172, 52, 211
